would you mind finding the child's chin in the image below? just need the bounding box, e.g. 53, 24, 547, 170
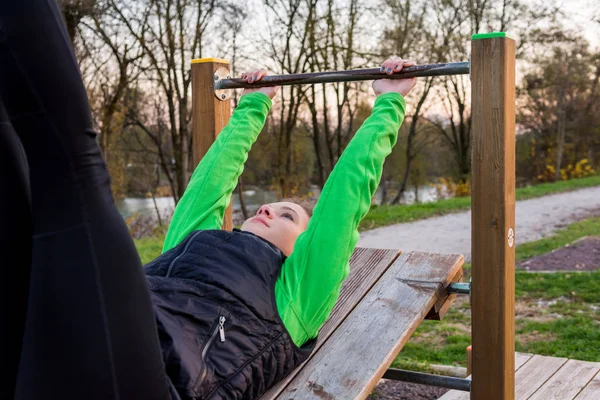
240, 223, 264, 235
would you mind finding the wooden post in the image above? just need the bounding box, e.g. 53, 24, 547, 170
466, 345, 472, 376
191, 58, 233, 230
470, 33, 516, 400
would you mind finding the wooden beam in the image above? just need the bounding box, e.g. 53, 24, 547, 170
191, 58, 233, 230
470, 33, 517, 400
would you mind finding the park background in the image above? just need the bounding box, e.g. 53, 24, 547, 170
57, 0, 600, 398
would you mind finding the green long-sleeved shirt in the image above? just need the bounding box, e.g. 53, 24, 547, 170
162, 91, 406, 347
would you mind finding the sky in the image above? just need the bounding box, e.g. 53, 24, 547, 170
540, 0, 599, 47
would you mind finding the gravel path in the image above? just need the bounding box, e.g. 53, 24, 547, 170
358, 186, 600, 262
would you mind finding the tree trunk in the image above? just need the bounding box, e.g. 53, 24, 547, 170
308, 87, 327, 188
555, 108, 566, 181
391, 154, 412, 204
389, 78, 433, 204
380, 180, 387, 204
414, 181, 419, 203
151, 192, 164, 230
555, 84, 566, 181
237, 177, 249, 219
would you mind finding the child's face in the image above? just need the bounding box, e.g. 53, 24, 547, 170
240, 201, 310, 256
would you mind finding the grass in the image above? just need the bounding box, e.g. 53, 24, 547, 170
393, 216, 600, 372
515, 269, 600, 302
515, 174, 600, 200
135, 234, 165, 265
516, 315, 600, 361
359, 174, 600, 231
359, 196, 471, 231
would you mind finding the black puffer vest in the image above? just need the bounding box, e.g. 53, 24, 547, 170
144, 229, 315, 400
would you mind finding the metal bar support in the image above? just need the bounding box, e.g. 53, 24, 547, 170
382, 368, 471, 392
214, 61, 469, 92
447, 282, 471, 295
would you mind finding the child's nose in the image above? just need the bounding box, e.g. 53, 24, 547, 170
258, 205, 273, 218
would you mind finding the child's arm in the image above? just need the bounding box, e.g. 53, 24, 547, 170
275, 58, 416, 346
162, 72, 278, 252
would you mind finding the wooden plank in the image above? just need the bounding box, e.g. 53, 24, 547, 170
425, 266, 463, 320
515, 353, 535, 371
277, 251, 464, 399
438, 352, 535, 400
470, 34, 517, 400
260, 247, 400, 399
323, 248, 402, 341
574, 369, 600, 400
191, 59, 233, 230
436, 388, 470, 400
514, 354, 567, 399
529, 359, 600, 400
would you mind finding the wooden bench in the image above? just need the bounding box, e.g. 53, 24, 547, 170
259, 246, 464, 399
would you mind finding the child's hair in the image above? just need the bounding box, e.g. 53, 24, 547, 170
279, 197, 316, 218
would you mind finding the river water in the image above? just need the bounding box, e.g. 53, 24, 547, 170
117, 188, 279, 219
116, 184, 440, 220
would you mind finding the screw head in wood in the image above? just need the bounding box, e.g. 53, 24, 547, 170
508, 228, 515, 247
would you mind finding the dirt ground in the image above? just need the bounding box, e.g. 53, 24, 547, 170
518, 236, 600, 272
370, 380, 450, 399
369, 235, 600, 399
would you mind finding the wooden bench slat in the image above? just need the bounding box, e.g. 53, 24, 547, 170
277, 251, 464, 399
260, 247, 400, 399
323, 248, 402, 340
529, 359, 600, 400
574, 369, 600, 400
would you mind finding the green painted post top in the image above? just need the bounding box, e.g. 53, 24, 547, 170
472, 32, 515, 40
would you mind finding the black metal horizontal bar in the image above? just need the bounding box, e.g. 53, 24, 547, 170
215, 61, 469, 90
383, 368, 471, 392
447, 282, 471, 295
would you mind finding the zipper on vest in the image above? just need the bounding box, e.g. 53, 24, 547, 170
218, 316, 226, 342
165, 230, 201, 277
196, 316, 227, 390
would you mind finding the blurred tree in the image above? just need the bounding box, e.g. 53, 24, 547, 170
304, 0, 363, 189
108, 0, 219, 202
518, 34, 600, 182
58, 0, 97, 43
379, 0, 438, 204
260, 0, 316, 196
